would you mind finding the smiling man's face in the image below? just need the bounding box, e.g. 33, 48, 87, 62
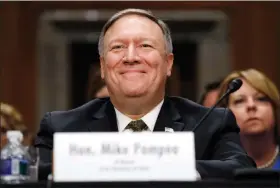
100, 14, 173, 99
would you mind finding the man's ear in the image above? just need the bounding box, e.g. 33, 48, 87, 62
100, 57, 105, 79
166, 53, 174, 77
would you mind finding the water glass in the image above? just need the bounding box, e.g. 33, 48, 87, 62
26, 146, 39, 182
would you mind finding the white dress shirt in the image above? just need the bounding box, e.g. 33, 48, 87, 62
114, 100, 164, 132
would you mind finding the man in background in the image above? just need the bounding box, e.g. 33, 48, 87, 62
199, 80, 222, 107
87, 63, 109, 100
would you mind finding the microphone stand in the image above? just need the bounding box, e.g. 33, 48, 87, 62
192, 89, 231, 132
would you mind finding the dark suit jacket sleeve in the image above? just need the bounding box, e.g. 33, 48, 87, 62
196, 109, 256, 179
34, 112, 54, 180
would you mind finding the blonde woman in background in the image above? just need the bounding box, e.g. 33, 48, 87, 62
218, 69, 280, 169
1, 103, 31, 148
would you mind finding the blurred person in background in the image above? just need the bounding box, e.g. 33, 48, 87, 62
1, 103, 31, 148
86, 64, 109, 100
199, 80, 222, 107
219, 68, 280, 169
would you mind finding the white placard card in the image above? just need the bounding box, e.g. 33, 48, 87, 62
53, 132, 196, 182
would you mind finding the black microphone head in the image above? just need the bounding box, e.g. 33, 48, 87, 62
227, 78, 243, 93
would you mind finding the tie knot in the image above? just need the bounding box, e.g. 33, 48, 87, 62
125, 119, 148, 132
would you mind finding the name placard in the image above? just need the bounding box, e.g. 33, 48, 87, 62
53, 132, 196, 182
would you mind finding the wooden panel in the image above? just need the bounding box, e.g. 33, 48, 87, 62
28, 1, 238, 11
0, 2, 21, 105
0, 2, 39, 133
229, 2, 280, 88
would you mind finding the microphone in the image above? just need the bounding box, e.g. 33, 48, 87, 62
192, 78, 243, 132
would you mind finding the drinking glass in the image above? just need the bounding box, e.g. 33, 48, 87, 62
26, 146, 39, 182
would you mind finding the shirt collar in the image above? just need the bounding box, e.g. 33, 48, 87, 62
114, 100, 164, 132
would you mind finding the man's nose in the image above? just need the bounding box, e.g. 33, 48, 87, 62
123, 45, 140, 64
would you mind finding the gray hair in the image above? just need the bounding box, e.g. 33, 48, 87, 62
98, 8, 173, 56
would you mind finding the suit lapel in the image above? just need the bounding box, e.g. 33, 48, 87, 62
86, 97, 196, 132
154, 97, 186, 132
87, 100, 118, 132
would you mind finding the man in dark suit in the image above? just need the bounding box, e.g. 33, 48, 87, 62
35, 8, 255, 180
